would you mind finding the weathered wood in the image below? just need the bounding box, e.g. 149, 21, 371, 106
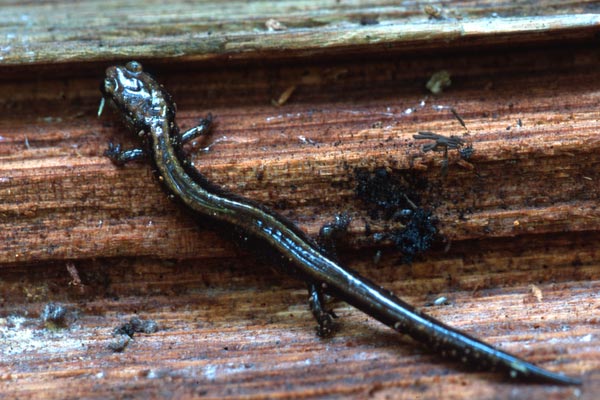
1, 46, 600, 264
0, 252, 596, 399
0, 1, 599, 65
0, 2, 599, 399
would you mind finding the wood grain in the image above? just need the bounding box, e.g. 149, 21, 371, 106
0, 2, 599, 399
0, 1, 599, 64
2, 46, 600, 264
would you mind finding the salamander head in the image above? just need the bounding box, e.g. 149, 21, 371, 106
99, 61, 174, 132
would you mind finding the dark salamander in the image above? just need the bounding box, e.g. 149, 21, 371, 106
99, 61, 580, 385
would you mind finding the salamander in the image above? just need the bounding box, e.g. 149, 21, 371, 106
98, 61, 580, 385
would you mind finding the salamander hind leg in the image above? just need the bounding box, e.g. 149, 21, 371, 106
307, 282, 338, 337
317, 213, 351, 260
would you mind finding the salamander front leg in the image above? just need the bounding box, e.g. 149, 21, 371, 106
104, 142, 146, 165
307, 282, 337, 337
180, 113, 213, 144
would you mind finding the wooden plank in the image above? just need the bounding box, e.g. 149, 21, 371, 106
0, 1, 599, 64
0, 253, 596, 398
1, 48, 598, 397
1, 46, 600, 264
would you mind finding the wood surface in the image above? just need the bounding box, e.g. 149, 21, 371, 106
1, 1, 600, 64
0, 1, 599, 399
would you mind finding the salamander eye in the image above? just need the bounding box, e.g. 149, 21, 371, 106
125, 61, 143, 73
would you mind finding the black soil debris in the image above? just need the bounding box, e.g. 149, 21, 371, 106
108, 316, 159, 353
354, 167, 438, 262
355, 168, 421, 220
114, 316, 159, 337
108, 334, 131, 353
388, 208, 437, 263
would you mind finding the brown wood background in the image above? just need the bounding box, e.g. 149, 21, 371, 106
1, 1, 599, 399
